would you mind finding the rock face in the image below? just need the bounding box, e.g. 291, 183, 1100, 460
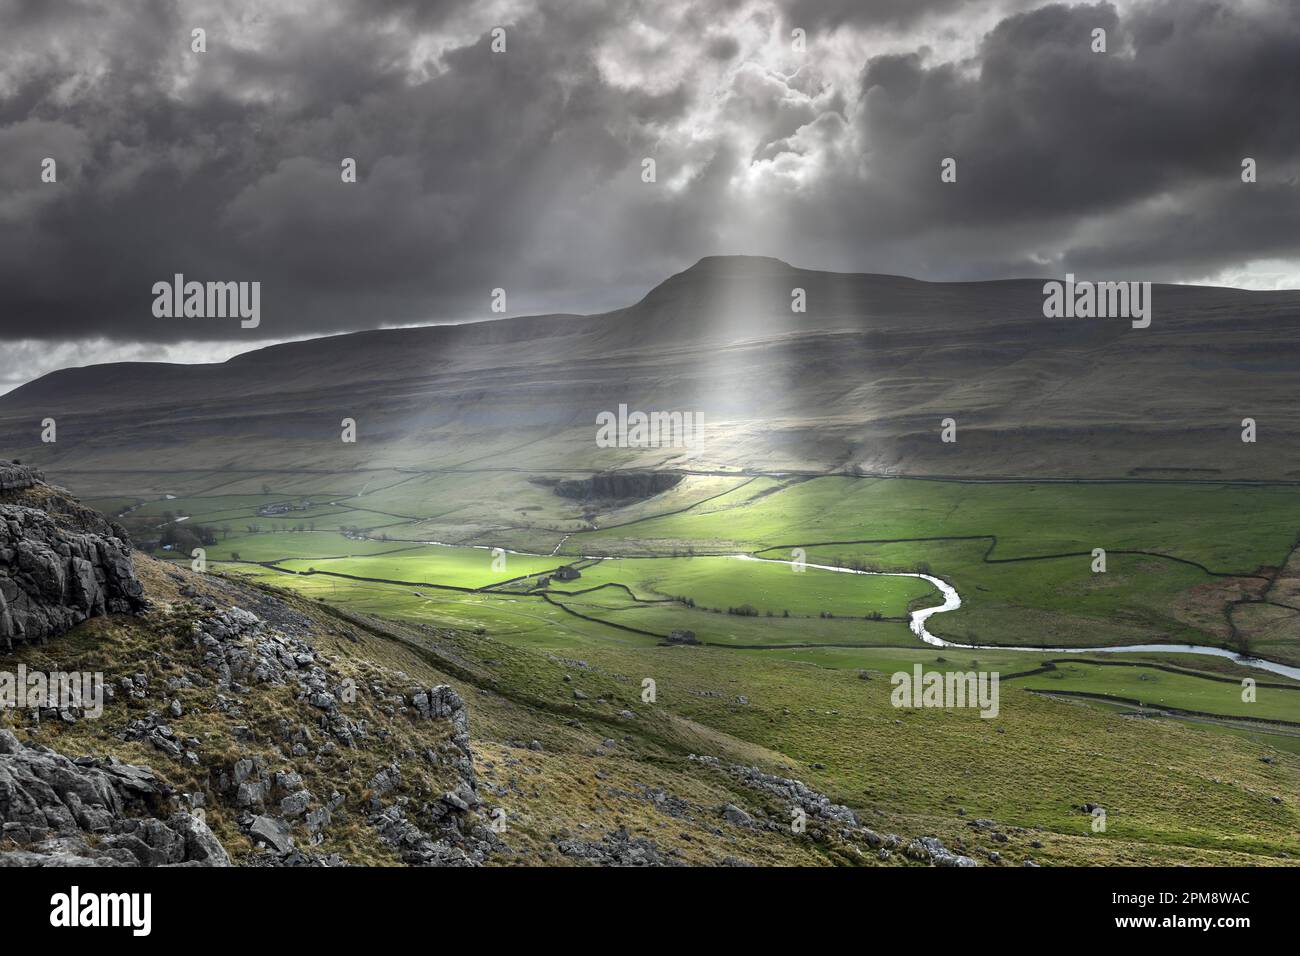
379, 683, 488, 866
0, 460, 130, 540
0, 730, 229, 866
0, 461, 42, 495
0, 504, 146, 650
408, 684, 475, 783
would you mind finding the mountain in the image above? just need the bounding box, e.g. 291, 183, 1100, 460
3, 255, 1299, 489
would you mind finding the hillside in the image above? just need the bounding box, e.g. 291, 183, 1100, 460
3, 464, 1009, 867
4, 257, 1300, 497
4, 462, 1298, 867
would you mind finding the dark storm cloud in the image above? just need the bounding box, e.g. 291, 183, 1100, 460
0, 0, 1298, 382
864, 1, 1300, 222
778, 0, 976, 30
707, 34, 742, 60
809, 0, 1300, 277
0, 0, 693, 341
715, 0, 1300, 282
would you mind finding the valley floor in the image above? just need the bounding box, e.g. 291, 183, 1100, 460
53, 471, 1300, 864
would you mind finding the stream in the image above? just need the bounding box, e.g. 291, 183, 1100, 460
737, 554, 1300, 682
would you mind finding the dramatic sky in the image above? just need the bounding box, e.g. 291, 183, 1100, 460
2, 0, 1298, 392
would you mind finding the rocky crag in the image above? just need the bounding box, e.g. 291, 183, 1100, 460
0, 730, 228, 866
0, 460, 130, 539
1, 580, 491, 866
0, 461, 41, 495
0, 503, 146, 651
1, 466, 490, 866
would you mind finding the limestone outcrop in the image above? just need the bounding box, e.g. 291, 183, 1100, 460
0, 504, 146, 650
0, 730, 229, 866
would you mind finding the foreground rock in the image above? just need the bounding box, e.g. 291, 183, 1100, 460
0, 470, 492, 867
192, 607, 488, 865
555, 826, 676, 866
905, 836, 979, 868
0, 504, 146, 650
0, 460, 132, 540
0, 730, 229, 866
689, 754, 978, 867
0, 462, 41, 496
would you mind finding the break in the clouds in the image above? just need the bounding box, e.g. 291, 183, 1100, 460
2, 0, 1299, 389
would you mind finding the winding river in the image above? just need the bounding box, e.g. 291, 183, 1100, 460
737, 554, 1300, 682
405, 540, 1300, 682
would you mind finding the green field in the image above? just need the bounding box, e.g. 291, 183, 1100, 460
546, 555, 935, 615
137, 475, 1300, 701
271, 546, 564, 589
574, 479, 1300, 571
123, 471, 1300, 862
1011, 660, 1300, 722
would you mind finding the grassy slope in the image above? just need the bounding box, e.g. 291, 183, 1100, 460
189, 560, 1300, 863
262, 565, 1300, 865
110, 472, 1300, 864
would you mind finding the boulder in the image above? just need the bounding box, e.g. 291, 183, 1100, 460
720, 803, 753, 827
246, 815, 294, 855
0, 730, 230, 866
905, 836, 980, 868
0, 462, 43, 495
